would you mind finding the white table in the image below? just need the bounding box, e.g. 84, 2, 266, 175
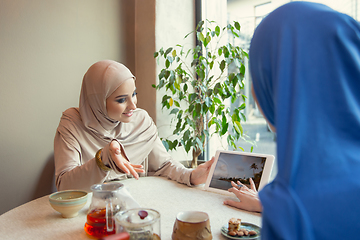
0, 176, 261, 239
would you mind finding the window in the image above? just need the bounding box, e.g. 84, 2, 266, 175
254, 2, 272, 27
201, 0, 359, 178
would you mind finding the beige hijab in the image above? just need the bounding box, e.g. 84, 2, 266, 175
57, 60, 158, 166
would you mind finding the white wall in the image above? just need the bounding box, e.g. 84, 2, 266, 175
155, 0, 195, 162
0, 0, 128, 215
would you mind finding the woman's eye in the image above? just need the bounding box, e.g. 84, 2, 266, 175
115, 91, 136, 103
116, 98, 126, 104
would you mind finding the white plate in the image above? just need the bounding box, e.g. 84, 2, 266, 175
221, 222, 261, 239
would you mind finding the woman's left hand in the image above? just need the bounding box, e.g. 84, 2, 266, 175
109, 140, 145, 179
190, 157, 215, 185
223, 178, 262, 212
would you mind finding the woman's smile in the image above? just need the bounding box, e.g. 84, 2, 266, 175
106, 78, 137, 123
123, 111, 134, 117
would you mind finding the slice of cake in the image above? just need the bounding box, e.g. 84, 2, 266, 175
228, 218, 241, 232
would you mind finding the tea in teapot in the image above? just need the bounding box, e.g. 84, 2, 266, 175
85, 182, 125, 238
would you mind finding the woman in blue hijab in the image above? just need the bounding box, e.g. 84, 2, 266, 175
248, 1, 360, 239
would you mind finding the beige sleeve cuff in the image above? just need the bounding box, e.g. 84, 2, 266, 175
153, 161, 193, 186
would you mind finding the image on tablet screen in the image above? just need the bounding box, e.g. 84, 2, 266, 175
209, 152, 266, 190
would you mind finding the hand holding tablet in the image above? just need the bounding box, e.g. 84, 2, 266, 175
225, 178, 263, 212
204, 150, 274, 212
204, 150, 275, 195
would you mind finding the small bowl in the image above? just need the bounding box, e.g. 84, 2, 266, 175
49, 190, 88, 218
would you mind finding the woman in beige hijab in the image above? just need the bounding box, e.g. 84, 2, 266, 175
54, 60, 213, 191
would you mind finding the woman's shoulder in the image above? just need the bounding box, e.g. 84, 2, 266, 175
61, 107, 81, 123
133, 108, 152, 119
57, 108, 83, 133
128, 108, 156, 130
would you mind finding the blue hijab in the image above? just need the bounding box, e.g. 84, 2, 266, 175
250, 2, 360, 239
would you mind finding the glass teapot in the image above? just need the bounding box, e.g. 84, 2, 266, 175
84, 182, 126, 238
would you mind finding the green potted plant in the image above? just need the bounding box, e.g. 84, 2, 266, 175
153, 20, 252, 168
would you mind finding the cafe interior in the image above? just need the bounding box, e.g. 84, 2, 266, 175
0, 0, 358, 239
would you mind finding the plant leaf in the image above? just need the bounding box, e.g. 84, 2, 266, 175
162, 140, 169, 151
220, 60, 226, 72
218, 47, 222, 56
213, 97, 222, 104
195, 137, 203, 151
234, 121, 243, 136
170, 108, 179, 114
174, 100, 180, 107
164, 47, 173, 57
169, 97, 174, 107
215, 25, 220, 36
205, 97, 212, 107
197, 31, 205, 43
240, 64, 246, 75
234, 21, 241, 31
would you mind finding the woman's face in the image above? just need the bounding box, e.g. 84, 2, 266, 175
106, 78, 137, 123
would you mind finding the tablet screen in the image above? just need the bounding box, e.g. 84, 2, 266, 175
205, 150, 274, 193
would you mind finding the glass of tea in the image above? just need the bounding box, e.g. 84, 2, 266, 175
85, 182, 125, 238
115, 208, 161, 240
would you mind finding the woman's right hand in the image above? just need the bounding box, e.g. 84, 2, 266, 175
223, 178, 262, 212
109, 140, 145, 179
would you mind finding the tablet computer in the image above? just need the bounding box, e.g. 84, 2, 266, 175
204, 150, 275, 195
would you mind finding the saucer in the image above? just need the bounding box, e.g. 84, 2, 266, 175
221, 222, 261, 239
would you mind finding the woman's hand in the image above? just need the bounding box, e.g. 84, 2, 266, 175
109, 140, 145, 179
190, 157, 215, 185
223, 178, 262, 212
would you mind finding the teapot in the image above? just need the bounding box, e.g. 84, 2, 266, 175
84, 182, 126, 238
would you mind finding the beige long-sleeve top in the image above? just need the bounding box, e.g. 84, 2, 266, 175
54, 108, 192, 192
